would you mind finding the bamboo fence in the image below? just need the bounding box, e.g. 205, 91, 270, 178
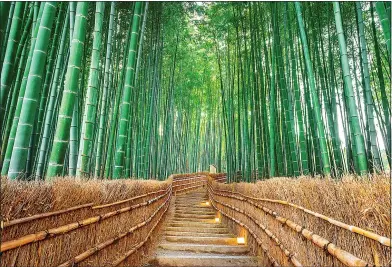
214, 184, 391, 247
208, 185, 304, 267
207, 176, 391, 266
1, 174, 207, 267
3, 172, 387, 267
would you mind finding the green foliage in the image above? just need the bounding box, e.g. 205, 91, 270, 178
0, 1, 390, 180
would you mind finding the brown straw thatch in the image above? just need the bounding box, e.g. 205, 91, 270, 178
1, 176, 171, 267
208, 174, 391, 267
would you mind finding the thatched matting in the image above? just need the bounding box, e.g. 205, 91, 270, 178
208, 174, 391, 266
1, 177, 171, 267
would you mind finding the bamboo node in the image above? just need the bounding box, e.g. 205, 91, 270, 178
323, 241, 332, 253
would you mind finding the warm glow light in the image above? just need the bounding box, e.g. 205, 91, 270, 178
205, 201, 210, 206
237, 237, 245, 244
215, 217, 220, 223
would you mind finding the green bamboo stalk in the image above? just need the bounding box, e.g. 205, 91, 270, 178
375, 2, 391, 57
371, 3, 391, 168
295, 2, 331, 176
1, 3, 44, 176
8, 2, 58, 179
356, 2, 382, 172
0, 2, 25, 135
95, 2, 116, 177
32, 3, 66, 169
46, 2, 89, 178
77, 2, 106, 176
35, 7, 70, 178
0, 2, 11, 64
268, 3, 277, 178
333, 2, 368, 175
1, 39, 28, 167
113, 2, 143, 178
287, 4, 309, 175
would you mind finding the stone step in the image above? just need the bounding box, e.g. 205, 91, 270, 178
175, 205, 212, 209
170, 218, 214, 223
175, 194, 207, 196
174, 213, 215, 219
176, 196, 207, 199
151, 251, 262, 267
165, 235, 237, 245
168, 221, 223, 228
176, 197, 208, 200
174, 199, 209, 205
173, 210, 215, 215
159, 243, 249, 254
174, 203, 211, 209
164, 226, 229, 234
164, 231, 234, 237
174, 207, 216, 214
174, 203, 207, 206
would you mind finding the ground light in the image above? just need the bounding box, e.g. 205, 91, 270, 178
237, 237, 245, 244
215, 217, 220, 223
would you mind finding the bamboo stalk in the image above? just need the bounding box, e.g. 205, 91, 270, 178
2, 203, 93, 228
210, 179, 391, 247
57, 193, 171, 267
1, 188, 171, 252
209, 184, 370, 267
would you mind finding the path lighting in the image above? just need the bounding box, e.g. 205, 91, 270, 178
237, 237, 245, 244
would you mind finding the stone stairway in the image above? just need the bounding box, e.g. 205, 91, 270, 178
149, 188, 262, 267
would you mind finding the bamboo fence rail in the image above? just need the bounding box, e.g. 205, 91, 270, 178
110, 195, 171, 267
92, 187, 169, 209
208, 183, 370, 267
1, 173, 208, 267
214, 176, 226, 183
2, 202, 94, 228
172, 174, 205, 181
174, 183, 206, 194
208, 185, 303, 267
57, 191, 172, 267
173, 180, 205, 189
172, 174, 208, 194
172, 176, 207, 186
1, 187, 171, 252
172, 176, 206, 185
211, 180, 391, 247
2, 185, 171, 231
208, 192, 281, 267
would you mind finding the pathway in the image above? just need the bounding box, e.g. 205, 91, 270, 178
149, 188, 262, 266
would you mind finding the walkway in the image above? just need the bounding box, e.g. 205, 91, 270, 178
149, 188, 262, 266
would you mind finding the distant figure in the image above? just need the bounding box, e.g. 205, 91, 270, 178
209, 164, 217, 173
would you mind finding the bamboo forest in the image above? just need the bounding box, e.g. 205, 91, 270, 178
0, 2, 391, 267
0, 1, 391, 181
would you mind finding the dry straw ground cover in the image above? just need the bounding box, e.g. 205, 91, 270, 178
210, 174, 391, 267
1, 176, 171, 267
